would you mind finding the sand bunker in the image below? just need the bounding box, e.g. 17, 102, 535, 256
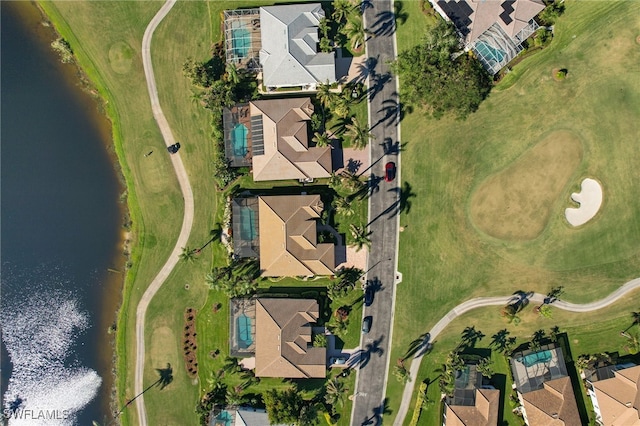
565, 178, 603, 226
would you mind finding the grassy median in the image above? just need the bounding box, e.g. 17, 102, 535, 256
389, 0, 640, 423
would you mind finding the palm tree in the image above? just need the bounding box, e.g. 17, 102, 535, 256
234, 277, 258, 297
345, 116, 373, 150
317, 17, 330, 38
333, 196, 354, 217
333, 95, 351, 119
422, 19, 460, 61
223, 356, 241, 374
190, 91, 203, 107
325, 378, 346, 408
446, 350, 464, 371
349, 224, 372, 251
329, 318, 348, 337
344, 16, 365, 51
225, 63, 240, 84
328, 172, 342, 191
226, 386, 244, 406
476, 357, 494, 379
394, 361, 411, 384
312, 131, 331, 148
340, 170, 365, 192
316, 82, 334, 108
332, 0, 354, 23
179, 246, 197, 262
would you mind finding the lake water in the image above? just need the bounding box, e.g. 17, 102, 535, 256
1, 3, 125, 425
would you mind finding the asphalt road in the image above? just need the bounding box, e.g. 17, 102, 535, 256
350, 1, 402, 424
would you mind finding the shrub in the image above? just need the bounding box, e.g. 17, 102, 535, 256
51, 37, 73, 63
409, 381, 428, 426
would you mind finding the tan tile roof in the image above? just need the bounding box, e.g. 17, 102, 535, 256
250, 98, 331, 181
254, 298, 326, 378
591, 365, 640, 425
469, 0, 544, 42
442, 0, 545, 44
521, 376, 581, 425
258, 195, 334, 277
445, 388, 500, 426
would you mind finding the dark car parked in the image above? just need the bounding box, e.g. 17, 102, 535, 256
362, 316, 372, 334
364, 286, 374, 307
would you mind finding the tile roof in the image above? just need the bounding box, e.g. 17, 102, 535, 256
521, 376, 581, 426
259, 3, 336, 88
591, 365, 640, 425
250, 98, 331, 181
445, 388, 500, 426
258, 195, 334, 277
436, 0, 545, 44
254, 298, 326, 378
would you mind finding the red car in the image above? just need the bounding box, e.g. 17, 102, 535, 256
384, 162, 396, 182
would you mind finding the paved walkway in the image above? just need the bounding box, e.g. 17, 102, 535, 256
134, 1, 194, 426
393, 277, 640, 425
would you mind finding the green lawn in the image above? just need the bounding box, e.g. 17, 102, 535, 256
389, 0, 640, 423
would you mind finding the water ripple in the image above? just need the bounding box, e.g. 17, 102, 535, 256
2, 267, 102, 425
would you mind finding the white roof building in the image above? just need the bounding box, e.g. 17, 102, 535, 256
259, 3, 336, 90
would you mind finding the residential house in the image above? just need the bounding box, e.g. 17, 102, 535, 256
259, 3, 336, 90
584, 363, 640, 425
210, 406, 285, 426
223, 98, 332, 181
443, 363, 500, 426
510, 345, 581, 425
231, 194, 335, 277
254, 298, 326, 378
432, 0, 546, 74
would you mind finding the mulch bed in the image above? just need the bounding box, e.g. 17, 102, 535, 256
183, 307, 198, 377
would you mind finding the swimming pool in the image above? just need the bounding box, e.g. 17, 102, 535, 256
475, 41, 506, 64
239, 207, 256, 241
518, 350, 552, 367
237, 314, 253, 348
232, 28, 251, 58
231, 123, 248, 157
214, 410, 233, 426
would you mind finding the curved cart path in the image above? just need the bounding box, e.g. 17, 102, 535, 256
134, 1, 193, 425
393, 277, 640, 425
